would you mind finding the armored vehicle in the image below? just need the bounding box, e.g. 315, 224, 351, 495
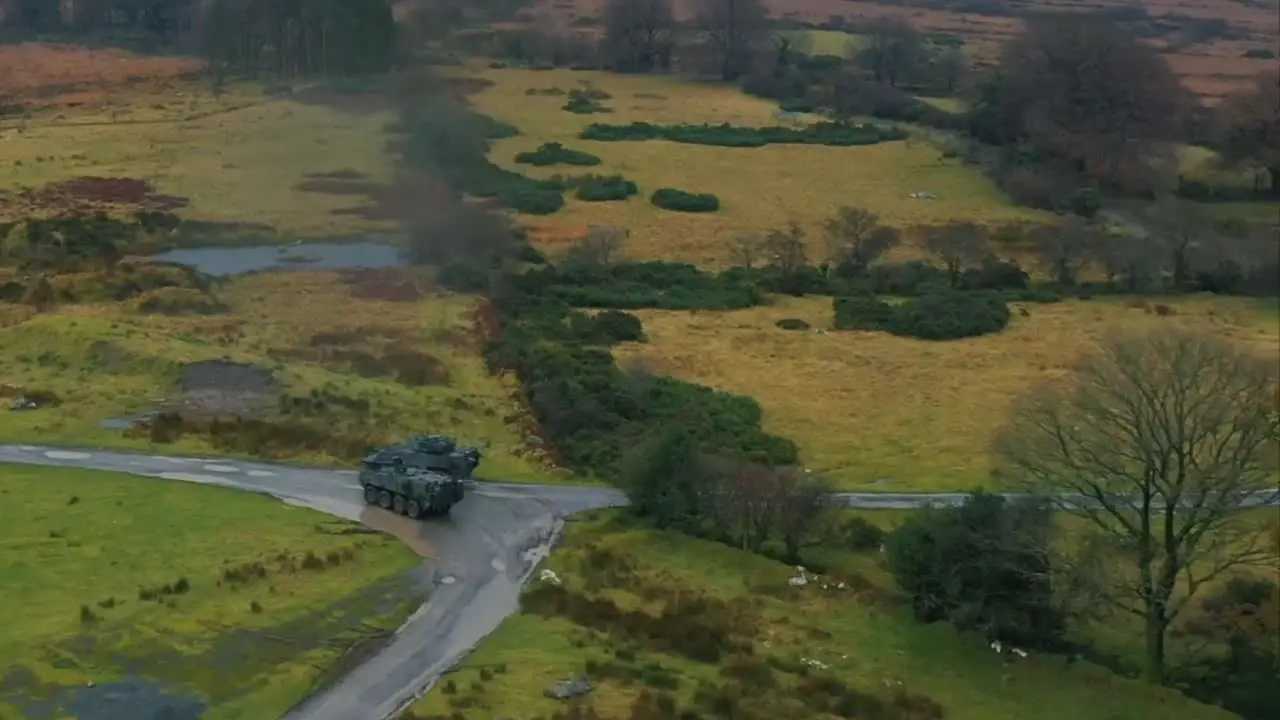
359, 460, 465, 518
362, 434, 482, 481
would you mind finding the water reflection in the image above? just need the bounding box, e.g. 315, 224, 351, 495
152, 240, 405, 276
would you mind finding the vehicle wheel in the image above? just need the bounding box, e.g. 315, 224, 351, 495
378, 490, 392, 509
363, 486, 378, 504
392, 494, 406, 515
405, 500, 422, 519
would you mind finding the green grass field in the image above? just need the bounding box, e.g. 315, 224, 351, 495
404, 510, 1237, 720
0, 463, 422, 720
0, 270, 566, 484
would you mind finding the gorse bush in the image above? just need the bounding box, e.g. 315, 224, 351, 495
834, 292, 1012, 340
514, 142, 602, 167
483, 261, 792, 476
574, 174, 639, 202
580, 120, 906, 147
398, 93, 566, 215
651, 188, 720, 213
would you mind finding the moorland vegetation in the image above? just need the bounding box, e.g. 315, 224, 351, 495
1, 1, 1278, 719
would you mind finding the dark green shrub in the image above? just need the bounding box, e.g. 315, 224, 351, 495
839, 516, 886, 551
885, 292, 1011, 340
592, 310, 645, 343
580, 121, 906, 147
959, 256, 1029, 291
575, 175, 639, 202
884, 492, 1065, 649
514, 142, 602, 167
868, 261, 950, 296
651, 188, 720, 213
775, 318, 811, 331
833, 296, 893, 331
496, 186, 565, 215
564, 94, 611, 114
834, 292, 1011, 340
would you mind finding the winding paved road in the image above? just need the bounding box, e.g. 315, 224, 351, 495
1, 444, 1275, 720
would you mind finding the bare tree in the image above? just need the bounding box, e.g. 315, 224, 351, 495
694, 0, 771, 81
921, 221, 989, 287
994, 327, 1280, 682
1137, 196, 1215, 289
763, 222, 808, 276
1032, 217, 1097, 287
728, 233, 766, 269
602, 0, 675, 73
697, 457, 778, 552
773, 470, 836, 564
856, 18, 924, 88
561, 224, 629, 275
1215, 70, 1280, 199
824, 206, 899, 277
1092, 231, 1164, 293
982, 14, 1190, 194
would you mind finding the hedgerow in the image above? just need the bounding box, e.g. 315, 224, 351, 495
483, 261, 793, 475
580, 120, 906, 147
397, 96, 565, 215
514, 142, 602, 167
834, 292, 1012, 340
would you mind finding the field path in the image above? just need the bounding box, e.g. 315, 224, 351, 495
0, 444, 1274, 719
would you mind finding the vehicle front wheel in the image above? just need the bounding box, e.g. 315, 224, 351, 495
363, 486, 378, 504
405, 500, 422, 519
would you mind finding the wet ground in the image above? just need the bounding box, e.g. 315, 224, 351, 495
151, 240, 404, 277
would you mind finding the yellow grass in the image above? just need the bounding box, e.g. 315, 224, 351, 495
1, 83, 397, 237
464, 66, 1046, 266
0, 463, 421, 719
406, 509, 1237, 720
0, 270, 565, 483
612, 294, 1280, 491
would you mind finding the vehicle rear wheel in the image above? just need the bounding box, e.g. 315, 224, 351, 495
405, 500, 422, 519
392, 494, 406, 515
363, 486, 378, 504
378, 490, 392, 509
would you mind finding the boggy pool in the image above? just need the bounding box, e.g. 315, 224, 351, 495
151, 239, 405, 276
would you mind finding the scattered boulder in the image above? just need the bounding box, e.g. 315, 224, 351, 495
544, 676, 592, 700
9, 396, 39, 411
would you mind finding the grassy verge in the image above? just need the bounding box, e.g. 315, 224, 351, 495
461, 65, 1046, 265
403, 509, 1235, 720
612, 294, 1280, 491
0, 270, 568, 484
0, 463, 422, 719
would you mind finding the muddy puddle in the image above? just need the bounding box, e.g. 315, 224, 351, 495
151, 239, 404, 276
359, 505, 441, 560
0, 571, 427, 720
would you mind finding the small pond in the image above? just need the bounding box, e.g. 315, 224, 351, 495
151, 240, 405, 277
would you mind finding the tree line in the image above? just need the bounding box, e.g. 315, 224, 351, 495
1, 0, 399, 80
457, 0, 1277, 206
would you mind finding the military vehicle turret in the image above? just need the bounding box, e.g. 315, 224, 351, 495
362, 434, 482, 481
359, 460, 465, 518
